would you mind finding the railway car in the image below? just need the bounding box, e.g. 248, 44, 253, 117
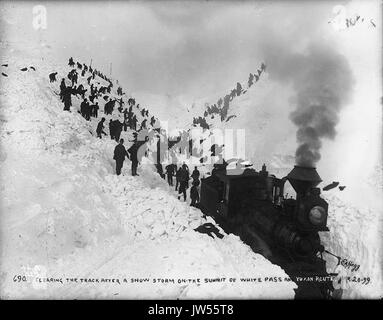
199, 163, 333, 299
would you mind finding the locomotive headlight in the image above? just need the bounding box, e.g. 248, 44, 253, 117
309, 206, 326, 225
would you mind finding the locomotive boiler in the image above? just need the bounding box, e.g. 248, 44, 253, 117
199, 163, 333, 298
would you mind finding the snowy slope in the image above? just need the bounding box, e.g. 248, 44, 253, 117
0, 39, 297, 298
136, 64, 383, 298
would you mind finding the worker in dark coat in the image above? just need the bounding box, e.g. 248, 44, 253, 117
131, 114, 138, 131
123, 110, 129, 131
175, 167, 182, 191
109, 119, 115, 140
150, 116, 156, 127
127, 111, 133, 129
76, 84, 86, 98
96, 117, 107, 138
113, 139, 128, 175
183, 163, 190, 188
128, 98, 135, 106
191, 166, 200, 181
92, 102, 99, 118
63, 86, 73, 111
104, 98, 114, 115
127, 143, 139, 176
177, 164, 189, 201
84, 101, 92, 121
165, 164, 175, 186
71, 71, 78, 86
59, 78, 66, 101
113, 120, 123, 142
49, 72, 58, 83
80, 98, 88, 118
190, 179, 200, 207
140, 119, 147, 130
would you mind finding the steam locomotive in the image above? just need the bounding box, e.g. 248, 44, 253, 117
199, 163, 333, 299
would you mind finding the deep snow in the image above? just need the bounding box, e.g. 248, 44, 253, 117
133, 39, 383, 299
0, 39, 297, 299
1, 0, 382, 299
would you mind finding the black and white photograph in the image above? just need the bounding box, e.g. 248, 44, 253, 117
0, 0, 382, 302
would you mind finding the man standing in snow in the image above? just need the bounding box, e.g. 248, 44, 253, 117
92, 102, 99, 118
165, 164, 175, 186
191, 166, 200, 182
59, 78, 66, 101
96, 117, 107, 138
62, 86, 73, 111
123, 109, 129, 131
178, 164, 189, 201
105, 98, 115, 115
190, 179, 200, 207
113, 119, 123, 142
84, 101, 92, 121
131, 114, 138, 131
113, 139, 128, 176
175, 166, 181, 191
109, 119, 115, 140
80, 98, 88, 118
127, 142, 139, 176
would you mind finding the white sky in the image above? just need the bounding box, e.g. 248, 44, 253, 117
2, 0, 378, 98
0, 0, 381, 200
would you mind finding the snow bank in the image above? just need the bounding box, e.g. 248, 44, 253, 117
320, 192, 383, 299
140, 59, 383, 299
0, 41, 296, 299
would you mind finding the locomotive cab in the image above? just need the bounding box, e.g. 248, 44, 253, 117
200, 166, 285, 220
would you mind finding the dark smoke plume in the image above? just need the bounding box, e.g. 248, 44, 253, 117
266, 44, 354, 167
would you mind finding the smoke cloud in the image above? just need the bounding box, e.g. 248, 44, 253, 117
0, 1, 355, 168
264, 42, 354, 167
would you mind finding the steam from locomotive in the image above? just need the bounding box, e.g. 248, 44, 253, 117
261, 40, 354, 167
289, 46, 354, 167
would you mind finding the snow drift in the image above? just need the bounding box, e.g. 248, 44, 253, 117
0, 40, 296, 299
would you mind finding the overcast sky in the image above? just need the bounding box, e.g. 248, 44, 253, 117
1, 0, 381, 200
1, 0, 363, 99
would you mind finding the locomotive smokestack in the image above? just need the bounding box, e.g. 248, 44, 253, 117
286, 166, 322, 196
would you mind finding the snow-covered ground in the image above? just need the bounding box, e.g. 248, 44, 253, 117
135, 36, 383, 299
0, 39, 297, 299
1, 0, 382, 300
320, 191, 383, 299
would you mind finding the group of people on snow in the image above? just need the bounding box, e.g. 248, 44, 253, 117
56, 57, 155, 135
113, 138, 141, 176
54, 57, 201, 206
162, 163, 200, 207
80, 98, 99, 120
